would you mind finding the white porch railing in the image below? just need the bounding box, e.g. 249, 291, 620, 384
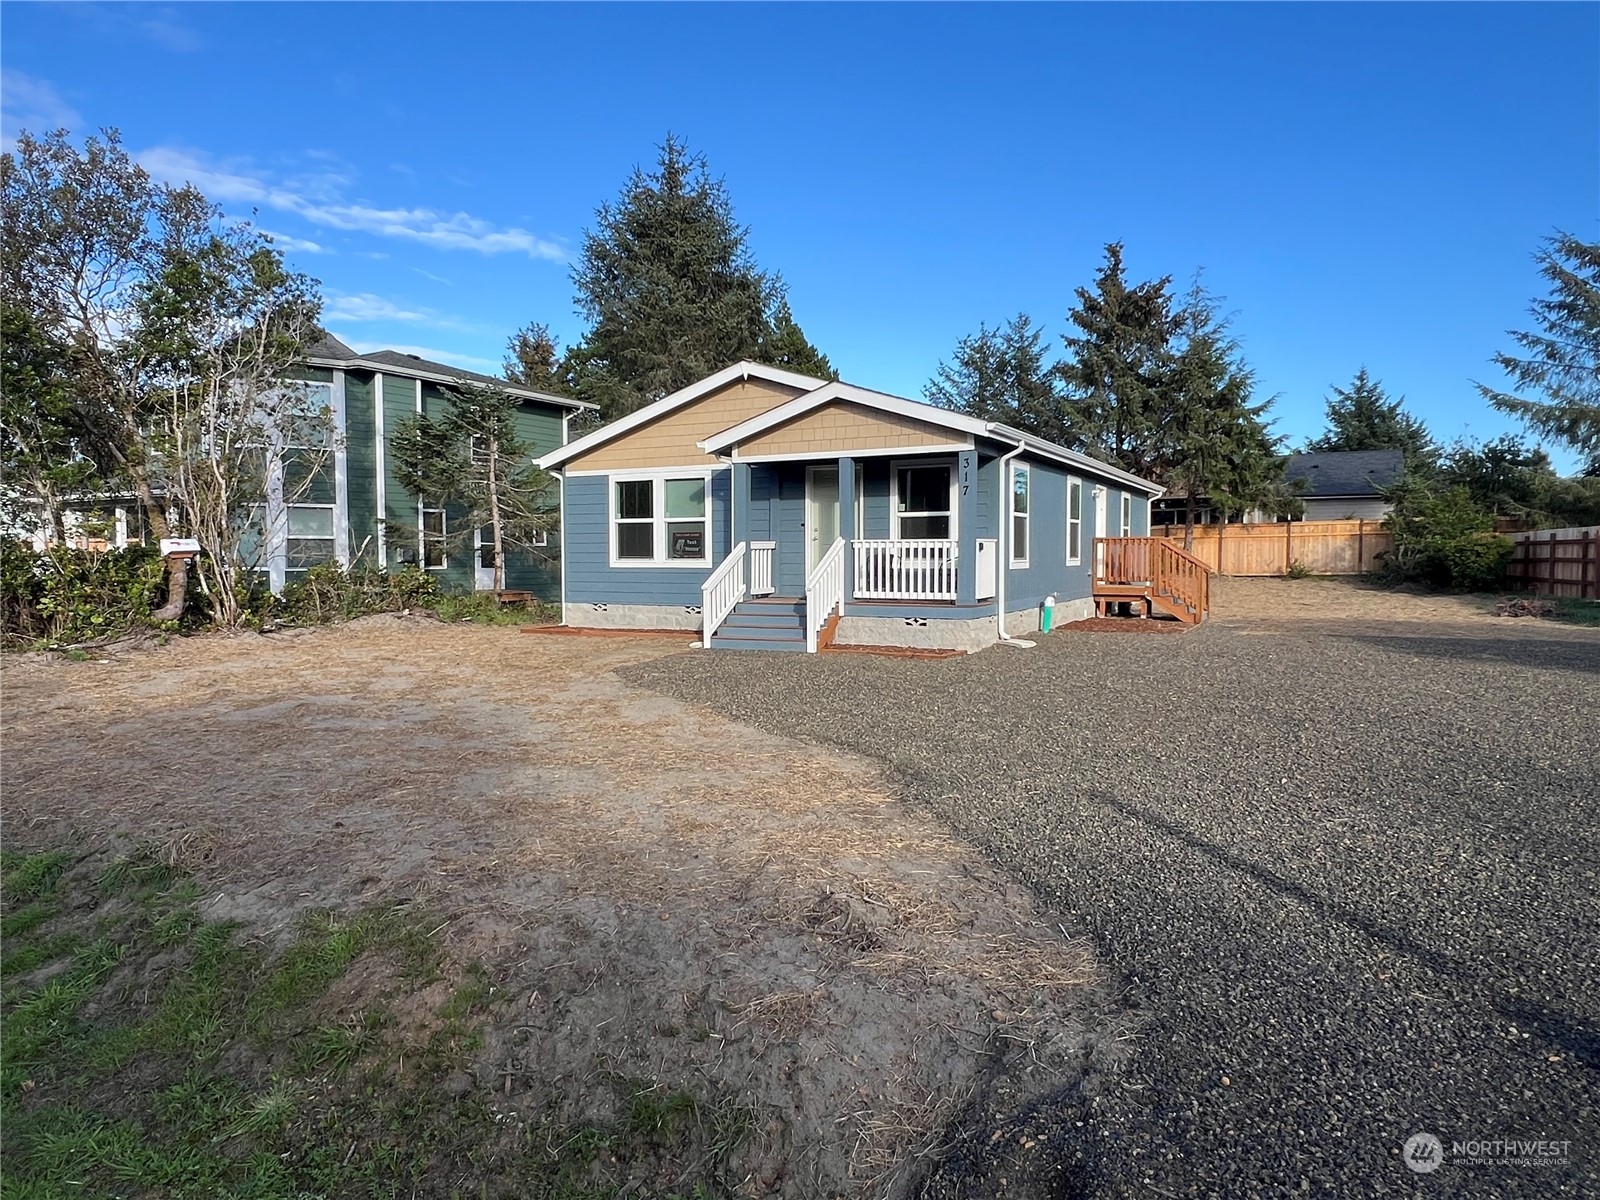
805, 536, 846, 653
750, 541, 776, 596
701, 541, 747, 641
853, 538, 959, 601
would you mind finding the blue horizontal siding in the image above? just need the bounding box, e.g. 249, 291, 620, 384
564, 471, 730, 606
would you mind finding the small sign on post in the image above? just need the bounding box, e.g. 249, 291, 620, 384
159, 538, 201, 557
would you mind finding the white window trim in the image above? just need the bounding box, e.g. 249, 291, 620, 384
889, 457, 958, 542
1066, 476, 1083, 565
1120, 493, 1133, 537
1010, 463, 1031, 567
284, 502, 338, 573
607, 469, 713, 569
420, 500, 448, 570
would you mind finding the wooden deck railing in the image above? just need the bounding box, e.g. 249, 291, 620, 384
1094, 537, 1212, 624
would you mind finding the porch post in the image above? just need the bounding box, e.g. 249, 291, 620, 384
957, 449, 979, 605
838, 456, 856, 601
731, 460, 752, 558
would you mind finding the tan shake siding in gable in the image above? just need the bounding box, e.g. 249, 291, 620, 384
564, 378, 809, 471
737, 401, 967, 458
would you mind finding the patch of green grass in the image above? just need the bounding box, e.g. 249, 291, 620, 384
2, 847, 756, 1200
298, 1008, 390, 1076
248, 905, 433, 1035
2, 849, 72, 903
1548, 597, 1600, 626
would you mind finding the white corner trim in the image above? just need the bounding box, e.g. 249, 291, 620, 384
373, 372, 387, 565
332, 371, 350, 567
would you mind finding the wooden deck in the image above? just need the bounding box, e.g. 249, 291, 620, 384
1092, 537, 1213, 625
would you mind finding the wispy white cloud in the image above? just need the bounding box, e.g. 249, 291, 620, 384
260, 229, 327, 255
325, 292, 441, 326
136, 9, 203, 53
1, 71, 82, 148
332, 336, 499, 373
137, 145, 566, 259
410, 268, 454, 287
65, 4, 203, 53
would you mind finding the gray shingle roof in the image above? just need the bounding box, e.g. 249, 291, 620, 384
301, 333, 593, 410
1284, 450, 1404, 498
305, 332, 358, 360
355, 348, 517, 390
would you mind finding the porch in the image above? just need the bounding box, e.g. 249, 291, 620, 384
704, 452, 995, 651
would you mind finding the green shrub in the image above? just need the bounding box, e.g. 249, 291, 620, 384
1, 539, 167, 647
1283, 560, 1313, 580
273, 563, 438, 625
1379, 485, 1514, 591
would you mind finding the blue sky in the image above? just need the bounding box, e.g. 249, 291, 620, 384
3, 2, 1596, 464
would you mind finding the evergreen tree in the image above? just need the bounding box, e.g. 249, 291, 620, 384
758, 296, 835, 380
1160, 291, 1290, 546
503, 322, 563, 393
924, 314, 1060, 436
1306, 368, 1439, 471
388, 383, 556, 593
1478, 232, 1600, 467
568, 136, 778, 420
1055, 243, 1181, 477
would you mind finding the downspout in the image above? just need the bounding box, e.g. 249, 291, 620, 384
995, 442, 1035, 648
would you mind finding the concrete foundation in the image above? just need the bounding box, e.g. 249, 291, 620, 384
568, 602, 702, 632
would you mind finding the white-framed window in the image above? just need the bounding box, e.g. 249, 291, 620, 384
276, 381, 335, 449
609, 472, 710, 567
1120, 493, 1133, 537
892, 459, 955, 540
286, 503, 336, 571
1066, 476, 1083, 564
1010, 464, 1030, 566
421, 502, 447, 569
479, 525, 548, 567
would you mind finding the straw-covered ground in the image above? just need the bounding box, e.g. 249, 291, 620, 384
1, 616, 1122, 1198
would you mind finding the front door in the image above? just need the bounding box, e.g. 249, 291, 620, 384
474, 527, 496, 591
805, 466, 840, 575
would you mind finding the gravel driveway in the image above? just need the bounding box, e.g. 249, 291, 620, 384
627, 619, 1600, 1198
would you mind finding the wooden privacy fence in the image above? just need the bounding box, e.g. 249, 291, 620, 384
1152, 519, 1393, 577
1506, 527, 1600, 599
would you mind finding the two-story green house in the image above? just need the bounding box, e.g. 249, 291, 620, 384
261, 334, 592, 597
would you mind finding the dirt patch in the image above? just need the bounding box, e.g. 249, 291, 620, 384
1210, 574, 1503, 624
0, 617, 1122, 1197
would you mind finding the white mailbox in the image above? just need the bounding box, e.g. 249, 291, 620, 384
159, 538, 201, 556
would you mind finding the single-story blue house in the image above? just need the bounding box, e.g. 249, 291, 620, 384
536, 362, 1171, 652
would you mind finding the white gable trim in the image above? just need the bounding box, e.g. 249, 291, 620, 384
698, 381, 992, 453
535, 360, 829, 471
697, 381, 1164, 497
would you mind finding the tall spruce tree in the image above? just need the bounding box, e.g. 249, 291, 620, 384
758, 296, 835, 380
1478, 232, 1600, 468
1160, 291, 1289, 546
503, 321, 564, 393
1307, 368, 1439, 471
925, 314, 1062, 438
1055, 243, 1181, 477
571, 136, 821, 420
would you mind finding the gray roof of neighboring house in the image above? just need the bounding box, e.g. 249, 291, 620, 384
1284, 450, 1404, 498
301, 332, 594, 410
